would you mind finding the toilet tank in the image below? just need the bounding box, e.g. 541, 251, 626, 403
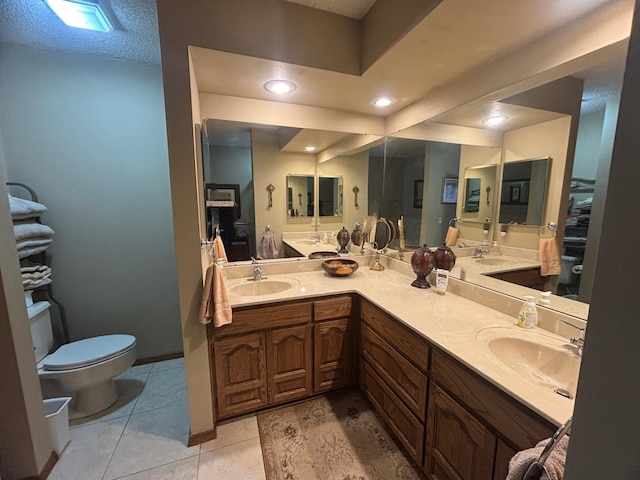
28, 301, 54, 363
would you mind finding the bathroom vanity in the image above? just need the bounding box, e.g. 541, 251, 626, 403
206, 260, 575, 479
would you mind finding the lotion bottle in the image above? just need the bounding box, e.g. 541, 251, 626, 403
517, 295, 538, 329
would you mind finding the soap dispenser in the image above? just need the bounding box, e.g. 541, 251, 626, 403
517, 295, 538, 329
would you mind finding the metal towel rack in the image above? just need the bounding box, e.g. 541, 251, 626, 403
537, 222, 557, 238
448, 216, 461, 228
522, 417, 572, 480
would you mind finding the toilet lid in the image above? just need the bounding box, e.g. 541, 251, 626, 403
43, 334, 136, 371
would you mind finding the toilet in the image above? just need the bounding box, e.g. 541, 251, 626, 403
28, 301, 136, 419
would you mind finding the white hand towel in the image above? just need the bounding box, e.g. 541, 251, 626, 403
257, 233, 279, 259
8, 195, 47, 220
13, 220, 55, 241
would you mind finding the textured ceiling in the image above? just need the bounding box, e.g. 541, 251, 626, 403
283, 0, 376, 19
0, 0, 161, 65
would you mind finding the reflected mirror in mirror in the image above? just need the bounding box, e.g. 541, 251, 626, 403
318, 176, 342, 217
499, 157, 550, 226
461, 164, 498, 223
369, 217, 394, 251
286, 174, 314, 218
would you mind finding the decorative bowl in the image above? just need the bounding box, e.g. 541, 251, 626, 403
308, 251, 340, 259
322, 259, 359, 277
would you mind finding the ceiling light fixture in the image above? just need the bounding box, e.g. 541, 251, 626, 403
45, 0, 113, 32
264, 79, 297, 95
304, 146, 316, 152
482, 115, 509, 127
371, 97, 397, 108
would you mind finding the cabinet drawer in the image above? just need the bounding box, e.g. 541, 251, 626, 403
362, 362, 424, 465
430, 349, 555, 450
361, 301, 429, 373
314, 295, 353, 321
361, 323, 427, 420
212, 301, 313, 338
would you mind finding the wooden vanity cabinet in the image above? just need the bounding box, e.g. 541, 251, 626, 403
487, 267, 546, 291
283, 243, 304, 258
313, 295, 357, 393
425, 349, 557, 480
360, 300, 429, 465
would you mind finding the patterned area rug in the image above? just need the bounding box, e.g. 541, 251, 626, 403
257, 389, 424, 479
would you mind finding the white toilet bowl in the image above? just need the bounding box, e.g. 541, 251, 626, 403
29, 301, 137, 419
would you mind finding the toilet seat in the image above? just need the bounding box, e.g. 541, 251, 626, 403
42, 334, 136, 371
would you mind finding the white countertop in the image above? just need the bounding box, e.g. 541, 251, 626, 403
222, 258, 577, 427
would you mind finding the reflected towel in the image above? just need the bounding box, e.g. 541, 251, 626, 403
199, 263, 232, 327
214, 235, 227, 262
539, 237, 561, 276
506, 436, 569, 480
257, 233, 279, 259
445, 226, 458, 246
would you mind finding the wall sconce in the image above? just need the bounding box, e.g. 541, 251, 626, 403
500, 224, 509, 238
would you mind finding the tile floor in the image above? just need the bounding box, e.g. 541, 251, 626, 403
49, 358, 267, 480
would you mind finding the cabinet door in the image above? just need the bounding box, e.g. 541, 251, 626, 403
425, 385, 496, 480
266, 324, 313, 405
214, 332, 267, 418
314, 319, 354, 392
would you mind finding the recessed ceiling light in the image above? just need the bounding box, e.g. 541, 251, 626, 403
482, 115, 509, 127
264, 79, 297, 95
304, 146, 316, 152
371, 97, 397, 108
45, 0, 113, 32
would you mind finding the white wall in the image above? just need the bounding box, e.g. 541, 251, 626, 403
0, 43, 181, 359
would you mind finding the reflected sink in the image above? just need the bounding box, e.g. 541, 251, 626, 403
476, 327, 581, 396
228, 279, 298, 297
474, 258, 517, 266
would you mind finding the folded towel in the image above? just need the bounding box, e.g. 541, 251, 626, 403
8, 195, 47, 220
199, 263, 232, 327
17, 245, 50, 259
16, 238, 53, 250
13, 220, 55, 241
24, 277, 52, 290
539, 237, 561, 276
257, 233, 279, 259
214, 235, 227, 262
507, 436, 569, 480
445, 226, 459, 246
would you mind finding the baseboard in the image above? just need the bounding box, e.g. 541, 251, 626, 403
134, 351, 183, 366
38, 451, 58, 480
188, 427, 217, 446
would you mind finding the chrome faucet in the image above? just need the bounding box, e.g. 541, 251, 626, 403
250, 257, 266, 281
473, 247, 489, 258
569, 329, 586, 356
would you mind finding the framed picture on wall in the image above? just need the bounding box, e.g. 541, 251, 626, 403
413, 179, 424, 208
441, 177, 458, 204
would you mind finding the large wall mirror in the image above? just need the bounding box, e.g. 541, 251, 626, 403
196, 30, 627, 323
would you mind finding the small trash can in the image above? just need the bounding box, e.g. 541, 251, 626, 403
44, 397, 72, 454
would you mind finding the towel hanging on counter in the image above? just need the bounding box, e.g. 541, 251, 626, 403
199, 263, 232, 327
539, 237, 561, 276
506, 436, 569, 480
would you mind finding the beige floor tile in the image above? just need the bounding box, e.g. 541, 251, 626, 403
200, 416, 260, 453
150, 357, 184, 372
103, 402, 198, 480
48, 416, 128, 480
132, 366, 186, 414
115, 456, 199, 480
70, 378, 145, 428
198, 437, 266, 479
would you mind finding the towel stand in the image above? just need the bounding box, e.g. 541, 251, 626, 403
537, 222, 557, 238
448, 216, 461, 228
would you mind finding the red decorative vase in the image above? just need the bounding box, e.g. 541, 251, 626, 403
410, 244, 437, 289
336, 227, 350, 253
434, 244, 456, 271
351, 223, 363, 247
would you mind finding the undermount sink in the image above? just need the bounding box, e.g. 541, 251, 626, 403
476, 327, 581, 396
474, 257, 517, 266
228, 279, 299, 297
